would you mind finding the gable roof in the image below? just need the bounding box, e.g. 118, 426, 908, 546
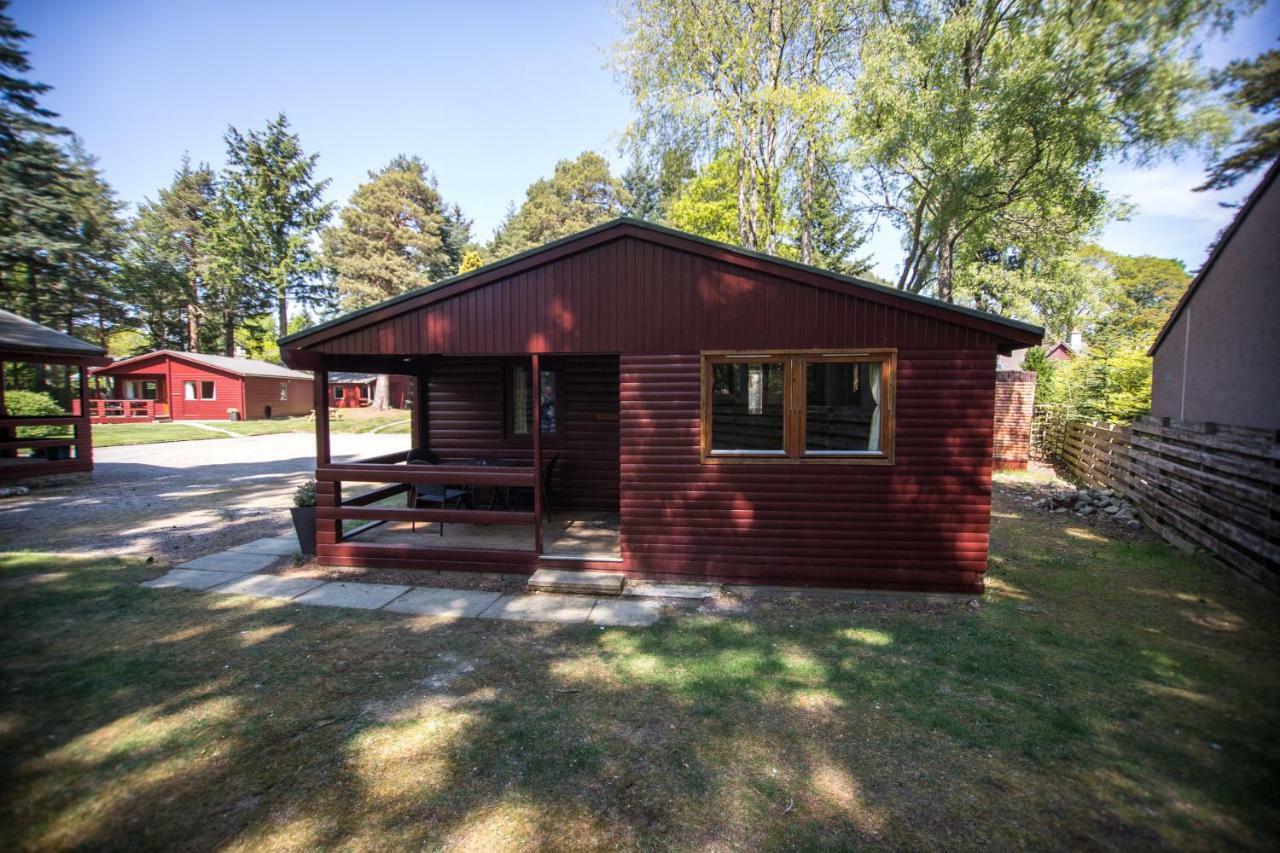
0, 309, 109, 360
1149, 158, 1280, 355
94, 350, 311, 380
280, 218, 1043, 352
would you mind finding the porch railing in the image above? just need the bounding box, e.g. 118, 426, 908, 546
313, 449, 539, 547
88, 399, 157, 421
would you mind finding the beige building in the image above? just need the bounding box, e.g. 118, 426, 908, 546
1149, 161, 1280, 430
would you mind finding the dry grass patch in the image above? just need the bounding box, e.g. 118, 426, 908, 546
1, 472, 1278, 849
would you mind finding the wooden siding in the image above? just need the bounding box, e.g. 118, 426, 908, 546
244, 377, 313, 419
310, 236, 1002, 356
619, 352, 994, 592
427, 355, 619, 512
993, 371, 1036, 471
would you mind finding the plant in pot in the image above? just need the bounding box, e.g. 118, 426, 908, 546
291, 480, 317, 556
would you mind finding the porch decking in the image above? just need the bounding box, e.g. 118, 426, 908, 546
349, 511, 621, 560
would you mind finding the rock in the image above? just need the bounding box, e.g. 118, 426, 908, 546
1103, 505, 1121, 514
1126, 520, 1142, 530
1079, 506, 1095, 516
1053, 507, 1069, 514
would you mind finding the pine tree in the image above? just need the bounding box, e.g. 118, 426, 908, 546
218, 113, 333, 336
1199, 45, 1280, 191
323, 155, 459, 408
489, 152, 630, 258
322, 155, 451, 310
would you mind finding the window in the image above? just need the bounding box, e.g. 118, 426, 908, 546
507, 363, 558, 436
279, 382, 289, 401
184, 380, 216, 401
333, 386, 345, 400
701, 350, 894, 463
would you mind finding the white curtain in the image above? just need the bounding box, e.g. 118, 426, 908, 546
867, 364, 881, 451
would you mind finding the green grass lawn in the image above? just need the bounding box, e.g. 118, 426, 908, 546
91, 422, 223, 447
91, 411, 412, 447
2, 474, 1277, 849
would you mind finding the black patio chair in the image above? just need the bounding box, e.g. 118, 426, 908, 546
512, 452, 561, 518
406, 450, 469, 535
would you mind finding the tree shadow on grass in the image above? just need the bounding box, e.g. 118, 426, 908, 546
1, 543, 1277, 850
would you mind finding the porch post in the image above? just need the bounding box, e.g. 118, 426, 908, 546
532, 353, 543, 555
314, 363, 331, 465
76, 363, 92, 467
413, 360, 429, 454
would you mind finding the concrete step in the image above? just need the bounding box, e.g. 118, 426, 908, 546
527, 568, 625, 596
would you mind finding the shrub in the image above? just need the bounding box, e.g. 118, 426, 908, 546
4, 390, 69, 439
292, 480, 316, 508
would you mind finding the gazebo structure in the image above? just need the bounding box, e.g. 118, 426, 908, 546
0, 309, 111, 482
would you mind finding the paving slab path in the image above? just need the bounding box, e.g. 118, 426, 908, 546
141, 535, 663, 627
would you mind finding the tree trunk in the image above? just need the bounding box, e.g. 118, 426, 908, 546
936, 226, 956, 303
186, 273, 200, 352
799, 141, 816, 265
372, 374, 391, 411
278, 289, 288, 338
223, 313, 236, 357
26, 265, 47, 395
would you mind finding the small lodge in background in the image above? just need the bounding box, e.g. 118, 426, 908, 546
328, 372, 413, 409
0, 309, 110, 483
90, 351, 313, 423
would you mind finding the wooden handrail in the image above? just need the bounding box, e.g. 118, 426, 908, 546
317, 463, 535, 487
0, 438, 77, 451
0, 416, 83, 427
346, 449, 411, 465
318, 505, 533, 525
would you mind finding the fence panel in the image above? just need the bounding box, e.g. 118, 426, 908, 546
1035, 413, 1279, 591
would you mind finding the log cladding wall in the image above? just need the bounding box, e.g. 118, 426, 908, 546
993, 371, 1036, 471
1042, 416, 1280, 592
243, 377, 313, 419
620, 352, 995, 593
427, 355, 619, 512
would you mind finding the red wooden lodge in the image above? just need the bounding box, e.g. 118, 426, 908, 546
89, 351, 313, 423
281, 219, 1043, 593
1, 309, 110, 482
328, 372, 412, 409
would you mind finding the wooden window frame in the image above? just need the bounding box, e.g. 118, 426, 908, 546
700, 349, 896, 465
502, 358, 563, 442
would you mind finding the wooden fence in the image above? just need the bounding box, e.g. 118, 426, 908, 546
1035, 412, 1280, 592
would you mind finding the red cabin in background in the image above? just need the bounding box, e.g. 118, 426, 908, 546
90, 351, 313, 422
328, 372, 412, 409
281, 219, 1043, 593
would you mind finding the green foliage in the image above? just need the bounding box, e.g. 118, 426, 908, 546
0, 6, 127, 361
458, 249, 484, 274
216, 113, 334, 335
115, 157, 217, 352
852, 0, 1237, 300
616, 0, 871, 268
292, 479, 316, 508
323, 155, 451, 311
3, 389, 64, 438
667, 151, 741, 244
1199, 44, 1280, 190
489, 152, 629, 259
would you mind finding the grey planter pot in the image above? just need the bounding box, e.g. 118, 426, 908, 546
290, 506, 317, 556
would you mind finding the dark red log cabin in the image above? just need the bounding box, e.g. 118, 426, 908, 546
90, 351, 313, 422
328, 372, 412, 409
0, 309, 110, 482
280, 220, 1043, 593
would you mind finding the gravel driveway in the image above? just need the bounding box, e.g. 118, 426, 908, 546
0, 433, 409, 563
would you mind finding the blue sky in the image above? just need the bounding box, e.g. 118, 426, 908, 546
12, 0, 1280, 282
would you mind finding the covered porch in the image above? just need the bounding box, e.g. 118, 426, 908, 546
306, 352, 622, 573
